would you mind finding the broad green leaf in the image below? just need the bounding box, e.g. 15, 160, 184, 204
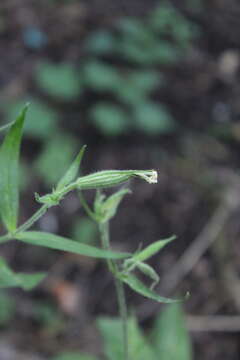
133, 236, 176, 262
134, 102, 176, 135
83, 61, 121, 91
0, 257, 46, 290
90, 103, 129, 136
36, 61, 81, 100
16, 231, 130, 260
57, 145, 86, 190
152, 304, 193, 360
52, 352, 97, 360
97, 316, 156, 360
84, 30, 116, 55
121, 274, 183, 304
0, 104, 28, 231
128, 70, 161, 94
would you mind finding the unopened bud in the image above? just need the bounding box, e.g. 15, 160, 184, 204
76, 170, 158, 190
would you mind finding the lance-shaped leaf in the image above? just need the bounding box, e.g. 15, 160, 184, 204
0, 121, 15, 133
121, 273, 185, 303
0, 104, 28, 231
56, 145, 87, 191
16, 231, 130, 260
95, 188, 131, 223
132, 235, 176, 262
0, 257, 46, 290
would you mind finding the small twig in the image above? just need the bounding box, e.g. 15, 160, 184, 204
187, 315, 240, 332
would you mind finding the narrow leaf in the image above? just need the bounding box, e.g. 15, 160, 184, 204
135, 262, 159, 288
16, 231, 130, 260
133, 235, 176, 262
0, 104, 29, 231
56, 145, 87, 190
98, 188, 131, 223
0, 121, 15, 133
152, 304, 193, 360
0, 257, 46, 290
121, 274, 184, 303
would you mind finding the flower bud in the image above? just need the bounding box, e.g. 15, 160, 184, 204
76, 170, 158, 190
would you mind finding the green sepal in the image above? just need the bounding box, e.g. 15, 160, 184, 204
132, 235, 176, 262
56, 145, 87, 191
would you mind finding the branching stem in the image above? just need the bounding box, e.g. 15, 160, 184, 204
99, 221, 129, 360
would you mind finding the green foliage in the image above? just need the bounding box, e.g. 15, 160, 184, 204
0, 257, 46, 290
83, 61, 121, 92
71, 217, 98, 245
84, 30, 116, 55
81, 1, 198, 136
120, 273, 182, 304
97, 305, 192, 360
152, 304, 193, 360
35, 61, 81, 100
5, 99, 58, 139
0, 292, 16, 326
132, 236, 176, 262
16, 231, 130, 260
94, 188, 131, 223
98, 316, 156, 360
148, 2, 199, 48
0, 104, 189, 359
90, 103, 130, 136
0, 105, 28, 231
0, 120, 15, 133
35, 134, 77, 186
134, 102, 176, 135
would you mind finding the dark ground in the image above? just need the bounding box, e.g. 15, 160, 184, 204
1, 0, 240, 359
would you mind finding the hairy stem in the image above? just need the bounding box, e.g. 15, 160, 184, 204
99, 221, 129, 360
17, 204, 50, 233
0, 204, 50, 243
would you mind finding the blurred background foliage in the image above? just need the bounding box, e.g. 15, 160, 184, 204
1, 0, 240, 359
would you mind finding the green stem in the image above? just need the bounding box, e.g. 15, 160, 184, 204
114, 276, 129, 360
99, 221, 129, 360
0, 204, 50, 244
17, 204, 50, 233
